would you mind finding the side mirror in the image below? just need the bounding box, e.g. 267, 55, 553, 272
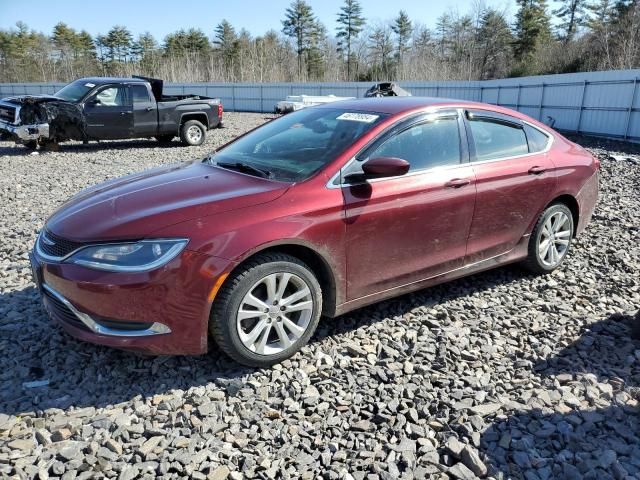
361, 156, 410, 178
87, 98, 101, 106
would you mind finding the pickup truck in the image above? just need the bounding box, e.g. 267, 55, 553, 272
0, 76, 223, 149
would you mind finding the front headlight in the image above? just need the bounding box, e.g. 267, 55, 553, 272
68, 239, 188, 272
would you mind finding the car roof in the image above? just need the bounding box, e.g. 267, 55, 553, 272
316, 96, 505, 115
74, 77, 148, 85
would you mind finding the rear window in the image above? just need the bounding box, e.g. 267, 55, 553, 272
132, 85, 152, 103
469, 118, 528, 161
525, 124, 550, 153
211, 108, 388, 182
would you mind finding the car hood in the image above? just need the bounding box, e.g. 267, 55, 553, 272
2, 95, 65, 105
46, 160, 289, 242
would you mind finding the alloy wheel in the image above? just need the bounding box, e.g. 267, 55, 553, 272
236, 272, 314, 355
538, 211, 572, 267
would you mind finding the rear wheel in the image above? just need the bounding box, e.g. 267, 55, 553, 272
524, 203, 574, 274
180, 120, 206, 146
209, 253, 322, 367
23, 141, 38, 151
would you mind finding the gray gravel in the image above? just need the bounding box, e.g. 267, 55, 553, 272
1, 116, 639, 480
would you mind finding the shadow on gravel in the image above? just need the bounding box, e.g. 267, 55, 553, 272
1, 263, 531, 416
0, 139, 188, 156
481, 312, 640, 480
0, 286, 251, 416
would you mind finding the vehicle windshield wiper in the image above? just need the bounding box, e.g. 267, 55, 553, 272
215, 161, 273, 179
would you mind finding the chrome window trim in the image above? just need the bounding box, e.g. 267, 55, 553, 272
326, 115, 555, 189
42, 283, 171, 336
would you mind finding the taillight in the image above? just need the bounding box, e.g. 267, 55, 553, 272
217, 104, 223, 118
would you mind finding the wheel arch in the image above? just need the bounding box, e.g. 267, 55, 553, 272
215, 241, 340, 317
180, 112, 209, 129
547, 194, 580, 236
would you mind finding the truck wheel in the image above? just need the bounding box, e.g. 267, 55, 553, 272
209, 253, 322, 367
155, 135, 174, 145
180, 120, 206, 146
23, 141, 38, 151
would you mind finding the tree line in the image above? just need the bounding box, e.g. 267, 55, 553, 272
0, 0, 638, 84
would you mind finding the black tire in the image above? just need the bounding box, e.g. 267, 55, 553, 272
155, 134, 174, 144
23, 141, 38, 151
524, 203, 574, 274
179, 120, 206, 146
209, 253, 323, 367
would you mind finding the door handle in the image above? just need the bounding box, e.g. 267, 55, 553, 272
145, 106, 153, 111
120, 111, 131, 116
528, 166, 546, 175
445, 178, 471, 188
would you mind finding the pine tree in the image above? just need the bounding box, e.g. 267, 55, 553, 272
103, 25, 133, 62
282, 0, 318, 78
392, 10, 412, 69
513, 0, 552, 59
553, 0, 589, 41
214, 20, 238, 79
336, 0, 365, 79
476, 9, 513, 79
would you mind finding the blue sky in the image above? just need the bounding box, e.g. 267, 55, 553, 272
0, 0, 555, 41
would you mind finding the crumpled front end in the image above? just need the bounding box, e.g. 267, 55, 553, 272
0, 96, 87, 143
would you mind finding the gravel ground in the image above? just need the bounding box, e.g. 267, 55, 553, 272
1, 114, 639, 480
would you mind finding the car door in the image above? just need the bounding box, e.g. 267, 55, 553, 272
131, 84, 158, 137
341, 111, 477, 300
83, 85, 133, 139
464, 110, 556, 263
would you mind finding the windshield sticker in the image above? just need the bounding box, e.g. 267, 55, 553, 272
84, 83, 95, 88
336, 112, 379, 123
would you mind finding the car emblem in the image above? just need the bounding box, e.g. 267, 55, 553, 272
41, 233, 56, 246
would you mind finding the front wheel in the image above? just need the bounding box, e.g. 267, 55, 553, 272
524, 203, 574, 274
209, 253, 322, 367
179, 120, 206, 146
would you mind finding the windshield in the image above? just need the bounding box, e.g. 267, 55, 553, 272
208, 108, 388, 182
54, 81, 95, 102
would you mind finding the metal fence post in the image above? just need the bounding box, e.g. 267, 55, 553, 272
576, 80, 587, 133
435, 85, 439, 97
496, 85, 501, 106
516, 85, 521, 112
231, 84, 236, 112
479, 86, 484, 102
624, 78, 638, 140
538, 83, 545, 121
260, 85, 264, 113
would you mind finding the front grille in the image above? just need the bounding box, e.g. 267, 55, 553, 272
0, 105, 16, 123
42, 289, 90, 332
39, 230, 86, 259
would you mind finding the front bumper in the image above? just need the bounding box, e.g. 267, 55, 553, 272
30, 248, 233, 355
0, 119, 49, 141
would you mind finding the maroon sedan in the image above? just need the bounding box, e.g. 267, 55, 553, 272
31, 98, 599, 367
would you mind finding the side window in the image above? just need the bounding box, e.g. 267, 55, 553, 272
367, 117, 461, 172
95, 86, 129, 107
524, 124, 550, 153
469, 118, 528, 161
132, 85, 151, 104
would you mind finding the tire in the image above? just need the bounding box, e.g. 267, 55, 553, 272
524, 203, 574, 274
23, 141, 38, 151
155, 134, 174, 144
209, 253, 323, 367
179, 120, 206, 146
